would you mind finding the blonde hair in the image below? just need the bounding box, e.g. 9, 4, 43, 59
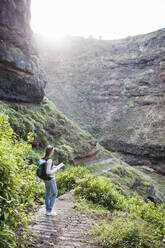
42, 145, 54, 159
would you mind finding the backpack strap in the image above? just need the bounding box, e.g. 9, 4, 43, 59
45, 157, 53, 168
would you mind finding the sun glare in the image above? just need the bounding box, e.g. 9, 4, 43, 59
31, 0, 165, 41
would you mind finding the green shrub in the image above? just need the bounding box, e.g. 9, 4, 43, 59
74, 174, 125, 210
0, 113, 45, 246
125, 193, 165, 239
0, 114, 31, 225
55, 166, 125, 210
0, 225, 16, 248
55, 166, 89, 195
9, 114, 27, 139
54, 144, 74, 163
91, 215, 162, 248
27, 148, 42, 164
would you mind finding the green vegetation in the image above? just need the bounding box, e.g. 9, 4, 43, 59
87, 162, 111, 173
55, 166, 165, 248
0, 113, 44, 247
84, 124, 101, 138
105, 165, 164, 203
90, 215, 162, 248
56, 166, 124, 210
0, 100, 164, 248
75, 197, 110, 215
139, 169, 165, 201
0, 98, 100, 164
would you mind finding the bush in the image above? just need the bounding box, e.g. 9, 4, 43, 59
55, 166, 89, 195
0, 113, 31, 226
0, 113, 45, 246
125, 193, 165, 239
54, 144, 74, 163
55, 166, 125, 210
91, 215, 162, 248
0, 225, 16, 248
74, 175, 125, 210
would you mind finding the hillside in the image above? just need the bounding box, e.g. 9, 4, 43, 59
35, 29, 165, 174
0, 98, 112, 165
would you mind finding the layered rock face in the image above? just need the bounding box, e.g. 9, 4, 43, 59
36, 29, 165, 173
0, 0, 45, 103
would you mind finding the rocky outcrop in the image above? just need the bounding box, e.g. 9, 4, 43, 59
0, 0, 45, 103
35, 29, 165, 173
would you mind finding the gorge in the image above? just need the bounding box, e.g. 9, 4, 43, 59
35, 30, 165, 174
0, 2, 165, 247
0, 0, 165, 175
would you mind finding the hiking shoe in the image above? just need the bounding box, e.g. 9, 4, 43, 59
50, 211, 57, 216
46, 211, 51, 216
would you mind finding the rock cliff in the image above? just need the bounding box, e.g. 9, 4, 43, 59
35, 29, 165, 173
0, 0, 45, 103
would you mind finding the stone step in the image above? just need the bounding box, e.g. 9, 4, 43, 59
53, 246, 98, 248
33, 223, 57, 229
30, 226, 57, 233
54, 242, 85, 247
60, 233, 83, 237
28, 193, 100, 248
57, 236, 84, 241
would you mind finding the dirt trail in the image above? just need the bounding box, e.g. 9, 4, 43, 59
92, 158, 117, 175
29, 192, 100, 248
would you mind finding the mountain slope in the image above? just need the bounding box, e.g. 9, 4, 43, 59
0, 98, 112, 165
35, 29, 165, 173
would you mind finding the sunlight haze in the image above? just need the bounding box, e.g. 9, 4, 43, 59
31, 0, 165, 40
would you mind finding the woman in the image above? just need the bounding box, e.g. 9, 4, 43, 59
42, 145, 59, 216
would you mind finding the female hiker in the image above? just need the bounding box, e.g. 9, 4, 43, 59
41, 145, 63, 216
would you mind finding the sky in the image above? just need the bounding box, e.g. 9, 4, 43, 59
30, 0, 165, 40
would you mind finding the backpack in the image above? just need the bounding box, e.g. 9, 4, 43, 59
37, 158, 53, 180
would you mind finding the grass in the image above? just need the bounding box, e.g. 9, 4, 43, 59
87, 163, 112, 173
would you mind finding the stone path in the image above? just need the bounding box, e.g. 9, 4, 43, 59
28, 192, 100, 248
92, 158, 117, 175
28, 160, 118, 247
